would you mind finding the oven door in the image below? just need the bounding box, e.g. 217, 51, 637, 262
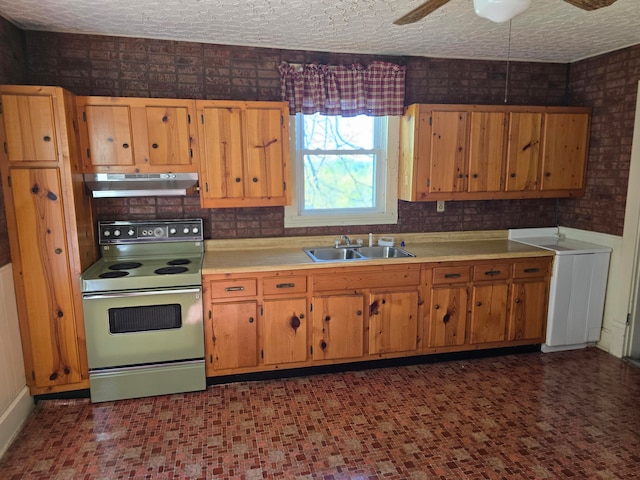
82, 287, 204, 369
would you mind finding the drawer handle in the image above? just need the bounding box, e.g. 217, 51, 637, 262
276, 283, 295, 289
225, 286, 245, 292
484, 270, 501, 276
524, 268, 540, 273
444, 273, 461, 278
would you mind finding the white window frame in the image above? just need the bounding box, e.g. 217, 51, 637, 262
284, 114, 399, 228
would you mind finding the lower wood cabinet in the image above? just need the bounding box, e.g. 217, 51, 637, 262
202, 255, 552, 377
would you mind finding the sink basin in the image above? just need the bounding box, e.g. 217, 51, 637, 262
304, 245, 415, 262
304, 247, 365, 262
357, 246, 416, 259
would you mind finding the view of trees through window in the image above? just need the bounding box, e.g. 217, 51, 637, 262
300, 114, 378, 211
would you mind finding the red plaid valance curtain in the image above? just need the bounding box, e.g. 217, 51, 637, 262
279, 61, 406, 116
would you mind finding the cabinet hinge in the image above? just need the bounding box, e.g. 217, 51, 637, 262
310, 303, 313, 312
86, 148, 91, 158
627, 313, 631, 325
283, 181, 286, 191
260, 305, 264, 316
209, 354, 213, 363
7, 175, 11, 187
205, 182, 209, 192
208, 310, 211, 319
0, 103, 3, 114
261, 350, 264, 359
187, 114, 191, 124
281, 115, 284, 126
190, 148, 193, 158
429, 116, 432, 126
310, 346, 313, 355
3, 142, 7, 154
31, 371, 35, 381
426, 179, 430, 187
201, 114, 204, 124
82, 111, 86, 122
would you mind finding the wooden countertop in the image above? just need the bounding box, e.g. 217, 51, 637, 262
202, 230, 553, 275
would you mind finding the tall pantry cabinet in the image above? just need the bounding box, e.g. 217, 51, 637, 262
0, 85, 97, 395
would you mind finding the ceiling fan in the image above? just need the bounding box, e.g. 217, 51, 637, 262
394, 0, 619, 25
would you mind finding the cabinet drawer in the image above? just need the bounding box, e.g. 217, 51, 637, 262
209, 279, 257, 299
263, 276, 307, 295
432, 266, 471, 284
512, 260, 550, 279
473, 263, 510, 281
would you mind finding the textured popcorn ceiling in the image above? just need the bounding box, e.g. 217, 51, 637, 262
0, 0, 639, 63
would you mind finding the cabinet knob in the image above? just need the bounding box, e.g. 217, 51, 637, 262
514, 298, 521, 304
299, 313, 305, 319
55, 248, 62, 254
122, 143, 129, 149
162, 115, 168, 122
248, 317, 254, 323
43, 135, 51, 142
434, 304, 440, 310
152, 143, 158, 149
235, 177, 241, 183
472, 173, 478, 178
510, 173, 516, 178
324, 315, 331, 322
356, 310, 362, 316
457, 174, 464, 178
545, 172, 551, 177
252, 177, 258, 183
476, 301, 482, 307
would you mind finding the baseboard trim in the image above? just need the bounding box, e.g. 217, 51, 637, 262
0, 386, 34, 459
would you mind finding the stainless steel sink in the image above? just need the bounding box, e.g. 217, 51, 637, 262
304, 245, 415, 262
357, 246, 416, 259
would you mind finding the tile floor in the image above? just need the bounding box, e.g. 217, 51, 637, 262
2, 348, 640, 479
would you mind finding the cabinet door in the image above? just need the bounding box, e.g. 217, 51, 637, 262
428, 286, 467, 347
468, 112, 506, 193
508, 280, 547, 341
244, 107, 286, 199
369, 290, 419, 354
84, 104, 134, 167
144, 105, 193, 167
209, 301, 258, 371
312, 295, 364, 360
469, 284, 508, 344
540, 112, 589, 190
10, 168, 83, 387
262, 298, 307, 365
429, 110, 468, 193
2, 94, 57, 162
505, 112, 542, 192
200, 106, 245, 200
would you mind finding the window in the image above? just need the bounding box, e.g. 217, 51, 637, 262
284, 113, 398, 228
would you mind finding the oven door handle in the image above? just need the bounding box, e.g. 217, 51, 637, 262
83, 287, 201, 300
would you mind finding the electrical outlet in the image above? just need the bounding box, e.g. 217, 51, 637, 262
437, 200, 445, 212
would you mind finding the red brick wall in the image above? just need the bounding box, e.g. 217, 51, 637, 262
0, 17, 26, 267
562, 45, 640, 236
20, 31, 569, 239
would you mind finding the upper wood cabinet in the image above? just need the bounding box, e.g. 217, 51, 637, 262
76, 97, 199, 173
399, 104, 590, 202
197, 101, 290, 208
2, 94, 58, 162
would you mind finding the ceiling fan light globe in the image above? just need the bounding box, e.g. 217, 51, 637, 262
473, 0, 532, 23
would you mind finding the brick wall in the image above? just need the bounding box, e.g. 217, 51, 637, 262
561, 45, 640, 236
0, 17, 26, 267
21, 31, 568, 239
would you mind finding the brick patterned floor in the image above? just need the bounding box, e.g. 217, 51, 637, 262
2, 348, 640, 479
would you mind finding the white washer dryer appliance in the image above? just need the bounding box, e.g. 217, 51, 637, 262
508, 227, 612, 353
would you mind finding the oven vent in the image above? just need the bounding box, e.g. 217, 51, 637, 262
108, 304, 182, 333
84, 173, 198, 198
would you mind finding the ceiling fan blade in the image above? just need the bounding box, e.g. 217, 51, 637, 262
393, 0, 453, 25
562, 0, 617, 10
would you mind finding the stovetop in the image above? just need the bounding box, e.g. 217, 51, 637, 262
81, 219, 204, 293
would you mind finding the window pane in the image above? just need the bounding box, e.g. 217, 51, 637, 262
303, 114, 374, 150
304, 154, 375, 209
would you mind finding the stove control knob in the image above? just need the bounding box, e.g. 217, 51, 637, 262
154, 227, 164, 237
113, 229, 121, 237
169, 228, 177, 235
192, 227, 199, 234
103, 230, 110, 237
128, 229, 135, 236
183, 227, 190, 234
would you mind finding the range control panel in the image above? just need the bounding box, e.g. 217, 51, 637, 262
98, 219, 203, 244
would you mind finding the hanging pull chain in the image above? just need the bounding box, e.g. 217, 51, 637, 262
504, 19, 512, 104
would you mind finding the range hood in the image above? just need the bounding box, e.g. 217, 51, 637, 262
84, 173, 198, 198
